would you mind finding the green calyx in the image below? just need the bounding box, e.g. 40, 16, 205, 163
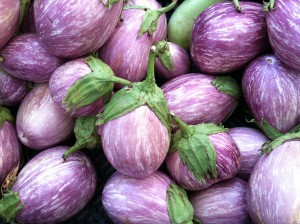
263, 0, 275, 12
0, 190, 23, 224
167, 184, 196, 224
99, 0, 120, 8
96, 46, 172, 133
155, 41, 174, 71
170, 116, 227, 185
63, 116, 101, 161
0, 107, 14, 128
62, 55, 131, 115
139, 0, 177, 37
248, 118, 283, 141
211, 76, 241, 100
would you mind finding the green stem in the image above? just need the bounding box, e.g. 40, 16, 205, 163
263, 0, 275, 12
62, 139, 90, 161
233, 0, 242, 12
172, 115, 193, 138
110, 76, 132, 86
157, 0, 177, 14
0, 107, 14, 128
143, 46, 157, 93
0, 56, 4, 62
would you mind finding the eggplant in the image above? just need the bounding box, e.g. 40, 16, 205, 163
1, 146, 96, 224
155, 41, 191, 81
49, 58, 107, 117
191, 2, 268, 74
0, 0, 20, 49
16, 84, 75, 150
0, 33, 63, 82
190, 178, 251, 224
0, 107, 21, 186
103, 171, 196, 224
228, 127, 268, 179
34, 0, 123, 58
247, 140, 300, 224
242, 54, 300, 135
0, 68, 30, 107
161, 73, 240, 126
266, 0, 300, 71
166, 118, 241, 191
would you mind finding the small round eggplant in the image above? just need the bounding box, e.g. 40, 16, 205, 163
16, 84, 75, 150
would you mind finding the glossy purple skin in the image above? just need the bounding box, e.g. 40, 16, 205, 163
161, 73, 237, 125
0, 34, 64, 82
102, 171, 172, 224
247, 141, 300, 224
0, 69, 30, 106
0, 121, 22, 185
49, 58, 105, 117
190, 178, 251, 224
228, 127, 268, 179
16, 84, 75, 150
166, 132, 241, 191
12, 146, 97, 224
267, 0, 300, 71
242, 54, 300, 133
99, 0, 166, 84
34, 0, 123, 58
101, 105, 170, 178
191, 2, 268, 74
0, 0, 20, 49
155, 42, 191, 81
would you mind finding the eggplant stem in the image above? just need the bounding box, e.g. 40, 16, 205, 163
0, 56, 4, 62
171, 115, 193, 138
233, 0, 242, 12
157, 0, 177, 14
143, 46, 157, 93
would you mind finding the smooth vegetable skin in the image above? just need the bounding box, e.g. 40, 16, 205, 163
247, 141, 300, 224
267, 0, 300, 71
0, 0, 20, 49
16, 84, 75, 150
168, 0, 224, 50
102, 171, 173, 224
190, 178, 251, 224
34, 0, 123, 58
12, 146, 97, 224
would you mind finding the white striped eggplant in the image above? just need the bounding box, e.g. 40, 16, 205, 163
0, 68, 30, 107
190, 178, 251, 224
0, 33, 63, 82
97, 47, 171, 178
0, 146, 97, 224
247, 140, 300, 224
161, 73, 240, 126
34, 0, 123, 58
16, 84, 75, 150
266, 0, 300, 71
242, 54, 300, 137
102, 171, 198, 224
228, 127, 268, 179
166, 117, 241, 191
155, 41, 191, 81
0, 107, 21, 186
0, 0, 20, 49
191, 2, 268, 74
98, 0, 172, 84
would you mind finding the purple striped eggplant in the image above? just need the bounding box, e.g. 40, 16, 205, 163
99, 0, 169, 84
266, 0, 300, 71
16, 84, 75, 150
0, 68, 30, 106
247, 140, 300, 224
100, 105, 170, 178
242, 54, 300, 135
191, 2, 268, 74
155, 41, 191, 81
49, 58, 106, 117
0, 33, 63, 82
228, 127, 268, 179
166, 118, 241, 191
1, 146, 97, 224
103, 171, 196, 224
34, 0, 123, 58
0, 107, 21, 186
0, 0, 20, 49
190, 178, 251, 224
161, 73, 240, 126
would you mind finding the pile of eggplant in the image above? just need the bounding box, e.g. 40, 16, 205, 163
1, 0, 300, 223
